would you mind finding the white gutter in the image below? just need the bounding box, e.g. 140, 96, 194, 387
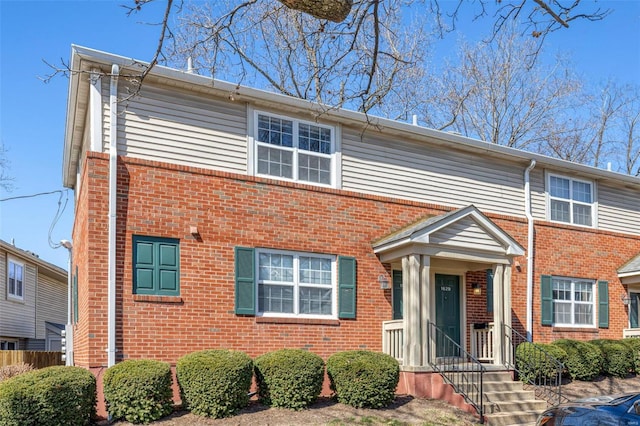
108, 64, 119, 367
524, 159, 536, 341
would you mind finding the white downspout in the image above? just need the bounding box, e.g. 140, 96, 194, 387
524, 159, 536, 341
108, 64, 119, 367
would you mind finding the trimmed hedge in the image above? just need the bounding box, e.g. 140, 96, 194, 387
0, 365, 96, 426
552, 339, 602, 381
176, 349, 253, 418
620, 338, 640, 374
254, 349, 325, 410
326, 350, 399, 408
515, 342, 566, 384
103, 359, 174, 424
590, 339, 633, 378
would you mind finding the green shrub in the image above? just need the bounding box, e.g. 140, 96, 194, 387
103, 359, 174, 424
326, 350, 399, 408
620, 338, 640, 374
0, 363, 34, 382
590, 339, 633, 378
0, 365, 96, 426
176, 349, 253, 418
515, 342, 566, 384
551, 339, 602, 381
254, 349, 324, 410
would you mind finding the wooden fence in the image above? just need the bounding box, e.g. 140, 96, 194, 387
0, 351, 63, 369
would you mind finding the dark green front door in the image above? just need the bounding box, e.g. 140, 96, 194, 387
435, 274, 461, 357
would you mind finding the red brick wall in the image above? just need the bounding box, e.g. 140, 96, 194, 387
72, 152, 640, 368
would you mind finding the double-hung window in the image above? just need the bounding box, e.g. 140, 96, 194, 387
257, 250, 336, 318
255, 112, 334, 186
552, 277, 595, 327
548, 174, 594, 226
7, 259, 24, 300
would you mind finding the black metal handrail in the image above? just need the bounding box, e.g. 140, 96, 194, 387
427, 321, 486, 424
503, 324, 565, 406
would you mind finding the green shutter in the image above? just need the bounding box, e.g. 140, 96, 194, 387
235, 247, 256, 315
541, 275, 553, 326
133, 236, 180, 296
392, 270, 403, 320
486, 269, 494, 313
338, 256, 357, 319
73, 266, 79, 324
631, 294, 639, 329
598, 280, 609, 328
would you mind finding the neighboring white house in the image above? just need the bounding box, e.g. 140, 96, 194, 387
0, 239, 67, 351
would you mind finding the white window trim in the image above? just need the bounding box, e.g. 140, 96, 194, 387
255, 248, 338, 319
250, 110, 339, 188
546, 172, 597, 228
552, 276, 596, 328
7, 257, 24, 301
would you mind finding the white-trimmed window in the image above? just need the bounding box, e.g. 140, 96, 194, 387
7, 259, 24, 300
257, 249, 336, 318
254, 112, 335, 186
552, 277, 595, 327
548, 174, 594, 226
0, 340, 18, 350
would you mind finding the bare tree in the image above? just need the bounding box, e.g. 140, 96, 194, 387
0, 142, 14, 193
419, 25, 584, 152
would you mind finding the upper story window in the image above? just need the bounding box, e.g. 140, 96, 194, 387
548, 174, 594, 226
7, 259, 24, 300
254, 112, 335, 186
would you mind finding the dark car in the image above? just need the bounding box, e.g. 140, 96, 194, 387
537, 393, 640, 425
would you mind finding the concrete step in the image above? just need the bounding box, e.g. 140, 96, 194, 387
486, 399, 548, 414
457, 380, 525, 393
484, 410, 540, 426
485, 390, 536, 402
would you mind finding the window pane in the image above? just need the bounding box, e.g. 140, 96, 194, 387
259, 253, 294, 282
573, 204, 592, 226
550, 176, 570, 199
550, 200, 570, 223
553, 302, 571, 324
572, 181, 592, 203
553, 280, 571, 300
574, 304, 593, 325
257, 146, 293, 178
574, 282, 593, 302
259, 284, 294, 313
298, 153, 331, 184
257, 115, 293, 147
299, 257, 331, 284
299, 124, 331, 154
299, 287, 332, 315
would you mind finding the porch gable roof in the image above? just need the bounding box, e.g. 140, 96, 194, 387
372, 205, 525, 258
618, 253, 640, 278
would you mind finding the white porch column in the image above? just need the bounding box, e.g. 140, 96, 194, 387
420, 255, 431, 366
492, 264, 505, 365
503, 264, 513, 365
402, 254, 422, 367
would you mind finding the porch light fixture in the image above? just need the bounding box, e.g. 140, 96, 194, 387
378, 274, 390, 290
472, 282, 482, 295
622, 294, 631, 306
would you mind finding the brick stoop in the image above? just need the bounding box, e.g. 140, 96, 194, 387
448, 371, 548, 426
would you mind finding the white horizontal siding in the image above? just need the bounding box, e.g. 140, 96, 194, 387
35, 274, 66, 340
530, 169, 547, 219
431, 217, 504, 251
598, 182, 640, 235
341, 128, 526, 217
104, 83, 247, 173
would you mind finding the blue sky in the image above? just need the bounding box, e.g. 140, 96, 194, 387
0, 0, 639, 269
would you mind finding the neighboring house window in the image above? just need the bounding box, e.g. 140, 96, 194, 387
548, 174, 594, 226
234, 247, 356, 319
7, 259, 24, 300
540, 275, 608, 328
132, 236, 180, 296
254, 112, 335, 186
0, 340, 17, 350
